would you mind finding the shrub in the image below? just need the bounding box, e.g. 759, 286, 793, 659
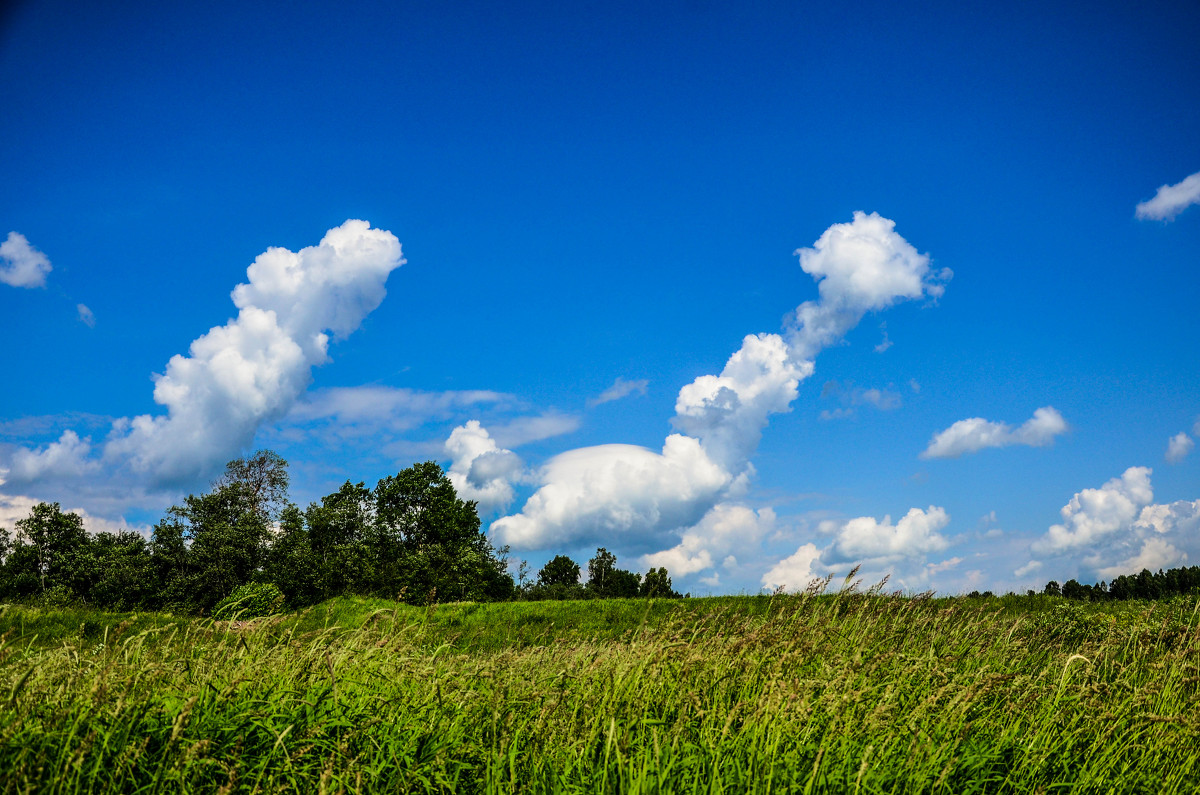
211, 582, 285, 620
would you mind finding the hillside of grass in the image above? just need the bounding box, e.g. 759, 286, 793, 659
2, 592, 1198, 793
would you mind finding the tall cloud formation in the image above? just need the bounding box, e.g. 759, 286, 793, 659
920, 406, 1067, 459
475, 212, 947, 556
1135, 170, 1200, 221
7, 220, 404, 488
1028, 466, 1200, 579
0, 232, 52, 288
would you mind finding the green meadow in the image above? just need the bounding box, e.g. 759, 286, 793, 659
1, 590, 1198, 793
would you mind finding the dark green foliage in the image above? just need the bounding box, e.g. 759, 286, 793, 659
170, 481, 272, 613
215, 449, 290, 522
640, 566, 681, 598
211, 582, 285, 620
537, 555, 581, 587
1045, 566, 1200, 602
586, 547, 641, 598
84, 532, 157, 611
15, 502, 89, 595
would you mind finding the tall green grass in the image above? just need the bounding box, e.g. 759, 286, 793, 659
1, 592, 1197, 792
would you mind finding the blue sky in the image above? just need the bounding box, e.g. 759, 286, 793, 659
2, 0, 1198, 594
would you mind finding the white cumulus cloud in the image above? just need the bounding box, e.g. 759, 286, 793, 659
491, 434, 734, 551
1165, 432, 1193, 464
640, 503, 776, 576
787, 211, 950, 360
762, 505, 954, 593
5, 220, 405, 489
1033, 467, 1153, 553
0, 232, 52, 288
1030, 466, 1200, 579
822, 506, 951, 565
1135, 170, 1200, 221
921, 406, 1067, 459
76, 303, 96, 327
445, 420, 524, 514
8, 430, 98, 481
761, 543, 822, 592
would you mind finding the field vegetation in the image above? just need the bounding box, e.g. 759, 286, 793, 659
2, 586, 1198, 793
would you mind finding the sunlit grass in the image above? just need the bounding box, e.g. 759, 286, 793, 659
1, 592, 1198, 792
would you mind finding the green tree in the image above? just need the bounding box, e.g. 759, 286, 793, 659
640, 566, 681, 599
306, 480, 375, 597
538, 555, 581, 588
373, 461, 513, 603
216, 450, 290, 522
85, 531, 157, 610
169, 480, 272, 613
586, 547, 641, 598
14, 503, 89, 596
263, 505, 324, 607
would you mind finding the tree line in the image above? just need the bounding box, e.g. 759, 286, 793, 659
1043, 566, 1200, 602
0, 451, 680, 614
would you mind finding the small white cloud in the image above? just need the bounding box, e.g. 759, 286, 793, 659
1014, 560, 1043, 578
1136, 170, 1200, 221
0, 232, 52, 288
77, 303, 95, 327
921, 406, 1067, 459
909, 379, 920, 393
8, 430, 98, 481
286, 386, 510, 434
874, 323, 893, 353
1166, 432, 1194, 464
489, 412, 581, 448
588, 377, 649, 408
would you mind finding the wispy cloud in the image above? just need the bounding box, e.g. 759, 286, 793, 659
588, 377, 649, 408
1166, 432, 1194, 464
818, 380, 901, 420
76, 303, 96, 327
1136, 170, 1200, 221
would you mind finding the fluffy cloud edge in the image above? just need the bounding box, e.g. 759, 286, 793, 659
0, 232, 52, 289
921, 406, 1067, 459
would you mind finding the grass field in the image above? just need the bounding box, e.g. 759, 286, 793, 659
1, 588, 1198, 793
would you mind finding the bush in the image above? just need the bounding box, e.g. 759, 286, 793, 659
212, 582, 286, 620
